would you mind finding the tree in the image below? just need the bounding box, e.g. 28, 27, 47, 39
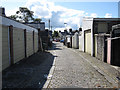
52, 31, 59, 37
33, 18, 42, 23
9, 15, 18, 20
16, 7, 34, 23
9, 7, 42, 23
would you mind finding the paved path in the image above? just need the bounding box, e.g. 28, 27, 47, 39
2, 51, 55, 88
47, 42, 113, 88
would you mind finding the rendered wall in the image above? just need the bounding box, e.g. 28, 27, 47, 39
98, 23, 108, 33
95, 34, 109, 62
79, 18, 93, 52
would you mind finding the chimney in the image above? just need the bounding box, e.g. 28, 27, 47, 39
0, 7, 5, 16
59, 30, 61, 33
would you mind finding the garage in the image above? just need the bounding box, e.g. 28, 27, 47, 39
85, 29, 91, 55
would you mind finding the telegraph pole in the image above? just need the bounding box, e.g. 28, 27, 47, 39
51, 26, 52, 31
49, 19, 50, 30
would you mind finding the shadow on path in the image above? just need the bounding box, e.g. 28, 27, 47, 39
48, 43, 62, 51
2, 50, 55, 89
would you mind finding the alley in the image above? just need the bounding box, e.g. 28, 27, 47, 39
47, 42, 113, 88
2, 42, 119, 89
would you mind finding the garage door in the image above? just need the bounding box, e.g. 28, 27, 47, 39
85, 30, 91, 54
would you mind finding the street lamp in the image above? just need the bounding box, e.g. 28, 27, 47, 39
64, 23, 67, 30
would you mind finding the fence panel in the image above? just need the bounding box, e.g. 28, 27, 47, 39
34, 32, 38, 53
2, 25, 9, 70
13, 27, 25, 63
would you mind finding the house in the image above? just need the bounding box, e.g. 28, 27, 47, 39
59, 31, 66, 40
72, 32, 79, 49
25, 22, 45, 31
79, 17, 120, 56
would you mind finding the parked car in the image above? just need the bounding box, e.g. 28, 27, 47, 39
60, 39, 64, 43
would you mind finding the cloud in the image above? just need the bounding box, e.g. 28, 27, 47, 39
104, 13, 112, 18
90, 13, 97, 18
6, 0, 113, 30
6, 8, 19, 16
25, 0, 86, 30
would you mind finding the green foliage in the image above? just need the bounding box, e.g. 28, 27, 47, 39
52, 31, 59, 37
16, 7, 34, 23
9, 7, 42, 23
9, 15, 18, 20
33, 18, 42, 23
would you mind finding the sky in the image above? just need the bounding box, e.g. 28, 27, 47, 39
0, 0, 119, 31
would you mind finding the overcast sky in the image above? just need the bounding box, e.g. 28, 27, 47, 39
1, 0, 119, 31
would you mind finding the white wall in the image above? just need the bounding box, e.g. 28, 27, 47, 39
13, 27, 25, 63
0, 16, 38, 71
2, 25, 10, 70
79, 17, 93, 56
27, 31, 34, 57
0, 25, 2, 72
72, 33, 79, 49
0, 16, 38, 32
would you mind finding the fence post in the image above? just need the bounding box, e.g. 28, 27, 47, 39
24, 29, 27, 58
9, 25, 14, 65
33, 30, 35, 53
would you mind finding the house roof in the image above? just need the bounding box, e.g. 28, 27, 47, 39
83, 17, 120, 22
24, 22, 45, 24
112, 24, 120, 30
94, 18, 120, 22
